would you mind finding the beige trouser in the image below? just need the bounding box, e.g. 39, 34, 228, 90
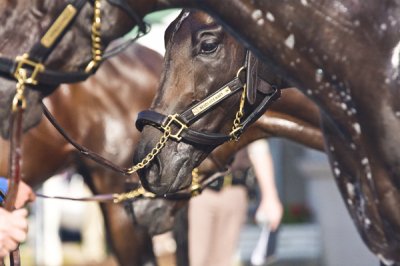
189, 186, 248, 266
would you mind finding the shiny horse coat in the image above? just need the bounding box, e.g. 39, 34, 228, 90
132, 6, 400, 264
177, 2, 400, 264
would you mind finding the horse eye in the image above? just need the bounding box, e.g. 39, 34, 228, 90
200, 40, 219, 54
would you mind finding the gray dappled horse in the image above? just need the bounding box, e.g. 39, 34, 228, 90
132, 8, 400, 266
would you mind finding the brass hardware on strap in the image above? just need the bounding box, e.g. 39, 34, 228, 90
11, 53, 44, 112
14, 53, 45, 86
190, 168, 202, 196
162, 114, 188, 141
40, 4, 78, 48
236, 66, 246, 79
113, 186, 155, 203
191, 86, 232, 116
229, 84, 247, 140
85, 0, 103, 73
222, 172, 233, 188
12, 87, 27, 112
127, 128, 171, 174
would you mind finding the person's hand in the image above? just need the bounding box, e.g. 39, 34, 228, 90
15, 181, 36, 209
255, 196, 283, 231
0, 208, 28, 258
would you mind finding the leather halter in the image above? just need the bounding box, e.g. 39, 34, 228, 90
0, 0, 148, 92
135, 50, 281, 146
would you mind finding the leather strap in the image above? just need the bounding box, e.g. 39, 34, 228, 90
1, 104, 24, 266
0, 58, 90, 86
28, 0, 88, 62
42, 103, 134, 175
136, 111, 231, 146
179, 77, 244, 124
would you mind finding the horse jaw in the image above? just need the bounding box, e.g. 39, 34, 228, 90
130, 198, 180, 236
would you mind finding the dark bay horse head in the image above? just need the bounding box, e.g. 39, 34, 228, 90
0, 0, 155, 138
133, 10, 285, 194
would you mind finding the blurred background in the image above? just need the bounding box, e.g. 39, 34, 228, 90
18, 9, 379, 266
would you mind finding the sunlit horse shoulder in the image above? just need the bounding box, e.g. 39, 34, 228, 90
0, 43, 163, 266
132, 8, 400, 265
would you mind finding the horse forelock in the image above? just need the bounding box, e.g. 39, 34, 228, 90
174, 10, 191, 33
164, 9, 191, 49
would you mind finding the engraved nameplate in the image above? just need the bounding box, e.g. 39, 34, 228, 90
192, 87, 232, 116
41, 5, 77, 48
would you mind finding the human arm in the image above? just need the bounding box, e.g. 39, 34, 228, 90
247, 139, 283, 231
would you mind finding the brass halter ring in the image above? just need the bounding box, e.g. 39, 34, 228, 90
236, 66, 246, 79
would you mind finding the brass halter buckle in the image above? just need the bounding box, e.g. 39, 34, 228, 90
162, 114, 188, 141
14, 53, 44, 85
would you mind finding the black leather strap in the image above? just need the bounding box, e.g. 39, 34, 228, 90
136, 111, 231, 146
29, 0, 88, 63
235, 86, 280, 134
0, 57, 90, 86
136, 77, 245, 131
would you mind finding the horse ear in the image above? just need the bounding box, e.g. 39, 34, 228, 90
246, 51, 275, 105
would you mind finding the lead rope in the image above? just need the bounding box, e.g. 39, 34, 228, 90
0, 64, 30, 266
36, 167, 205, 203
